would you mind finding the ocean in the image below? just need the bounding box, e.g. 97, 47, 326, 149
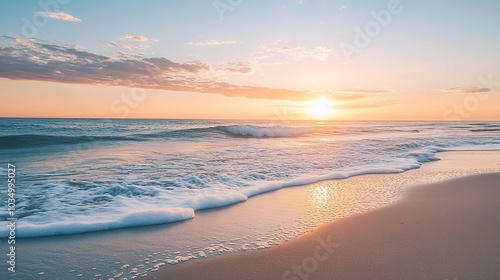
1, 118, 499, 239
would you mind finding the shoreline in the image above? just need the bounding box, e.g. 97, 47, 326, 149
10, 149, 498, 239
4, 145, 500, 240
147, 172, 500, 279
7, 151, 500, 279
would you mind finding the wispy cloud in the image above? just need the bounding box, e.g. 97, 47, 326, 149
0, 36, 311, 101
335, 100, 396, 110
105, 41, 152, 51
439, 86, 492, 94
104, 34, 158, 50
329, 88, 397, 110
259, 44, 332, 61
339, 4, 348, 10
120, 34, 156, 42
35, 11, 81, 22
305, 89, 394, 103
223, 62, 253, 74
335, 89, 392, 94
106, 41, 134, 50
186, 40, 237, 47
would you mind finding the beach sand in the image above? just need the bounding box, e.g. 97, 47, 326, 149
147, 172, 500, 280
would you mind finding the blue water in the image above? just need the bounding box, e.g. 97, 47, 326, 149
1, 118, 499, 238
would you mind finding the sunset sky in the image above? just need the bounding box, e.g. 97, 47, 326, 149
0, 0, 499, 120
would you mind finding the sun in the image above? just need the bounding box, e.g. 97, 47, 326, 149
308, 97, 335, 119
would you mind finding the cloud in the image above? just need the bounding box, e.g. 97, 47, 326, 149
329, 94, 367, 102
339, 4, 348, 10
335, 89, 392, 94
439, 86, 492, 94
104, 34, 158, 50
223, 62, 252, 74
0, 36, 311, 101
106, 40, 152, 51
120, 34, 152, 42
35, 11, 81, 22
106, 41, 133, 50
335, 100, 396, 110
259, 44, 332, 61
186, 40, 237, 47
305, 89, 393, 102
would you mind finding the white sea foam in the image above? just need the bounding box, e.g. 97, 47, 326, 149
223, 125, 312, 138
5, 208, 194, 238
183, 190, 248, 210
2, 151, 440, 238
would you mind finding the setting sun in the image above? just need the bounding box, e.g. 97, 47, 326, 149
308, 97, 335, 119
1, 2, 500, 279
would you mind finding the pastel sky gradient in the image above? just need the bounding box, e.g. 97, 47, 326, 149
0, 0, 499, 120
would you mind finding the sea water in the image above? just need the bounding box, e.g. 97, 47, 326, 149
0, 119, 499, 238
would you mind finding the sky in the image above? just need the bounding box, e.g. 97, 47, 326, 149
0, 0, 499, 120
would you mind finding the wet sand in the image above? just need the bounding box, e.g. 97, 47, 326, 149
147, 172, 500, 280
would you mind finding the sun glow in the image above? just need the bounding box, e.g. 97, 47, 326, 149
308, 97, 335, 119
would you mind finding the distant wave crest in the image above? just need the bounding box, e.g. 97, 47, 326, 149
0, 125, 313, 149
220, 125, 312, 138
0, 134, 139, 149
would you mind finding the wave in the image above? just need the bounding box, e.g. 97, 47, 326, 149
0, 148, 441, 238
11, 208, 195, 238
136, 125, 312, 139
0, 134, 141, 149
220, 125, 312, 138
470, 128, 500, 132
3, 143, 500, 238
1, 165, 418, 238
0, 125, 313, 149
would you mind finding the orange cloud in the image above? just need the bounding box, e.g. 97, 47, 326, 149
223, 62, 253, 74
0, 36, 308, 101
439, 86, 493, 94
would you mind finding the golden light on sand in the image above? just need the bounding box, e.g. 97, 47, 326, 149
311, 185, 330, 209
307, 97, 335, 119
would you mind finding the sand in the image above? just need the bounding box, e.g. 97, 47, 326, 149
146, 172, 500, 280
